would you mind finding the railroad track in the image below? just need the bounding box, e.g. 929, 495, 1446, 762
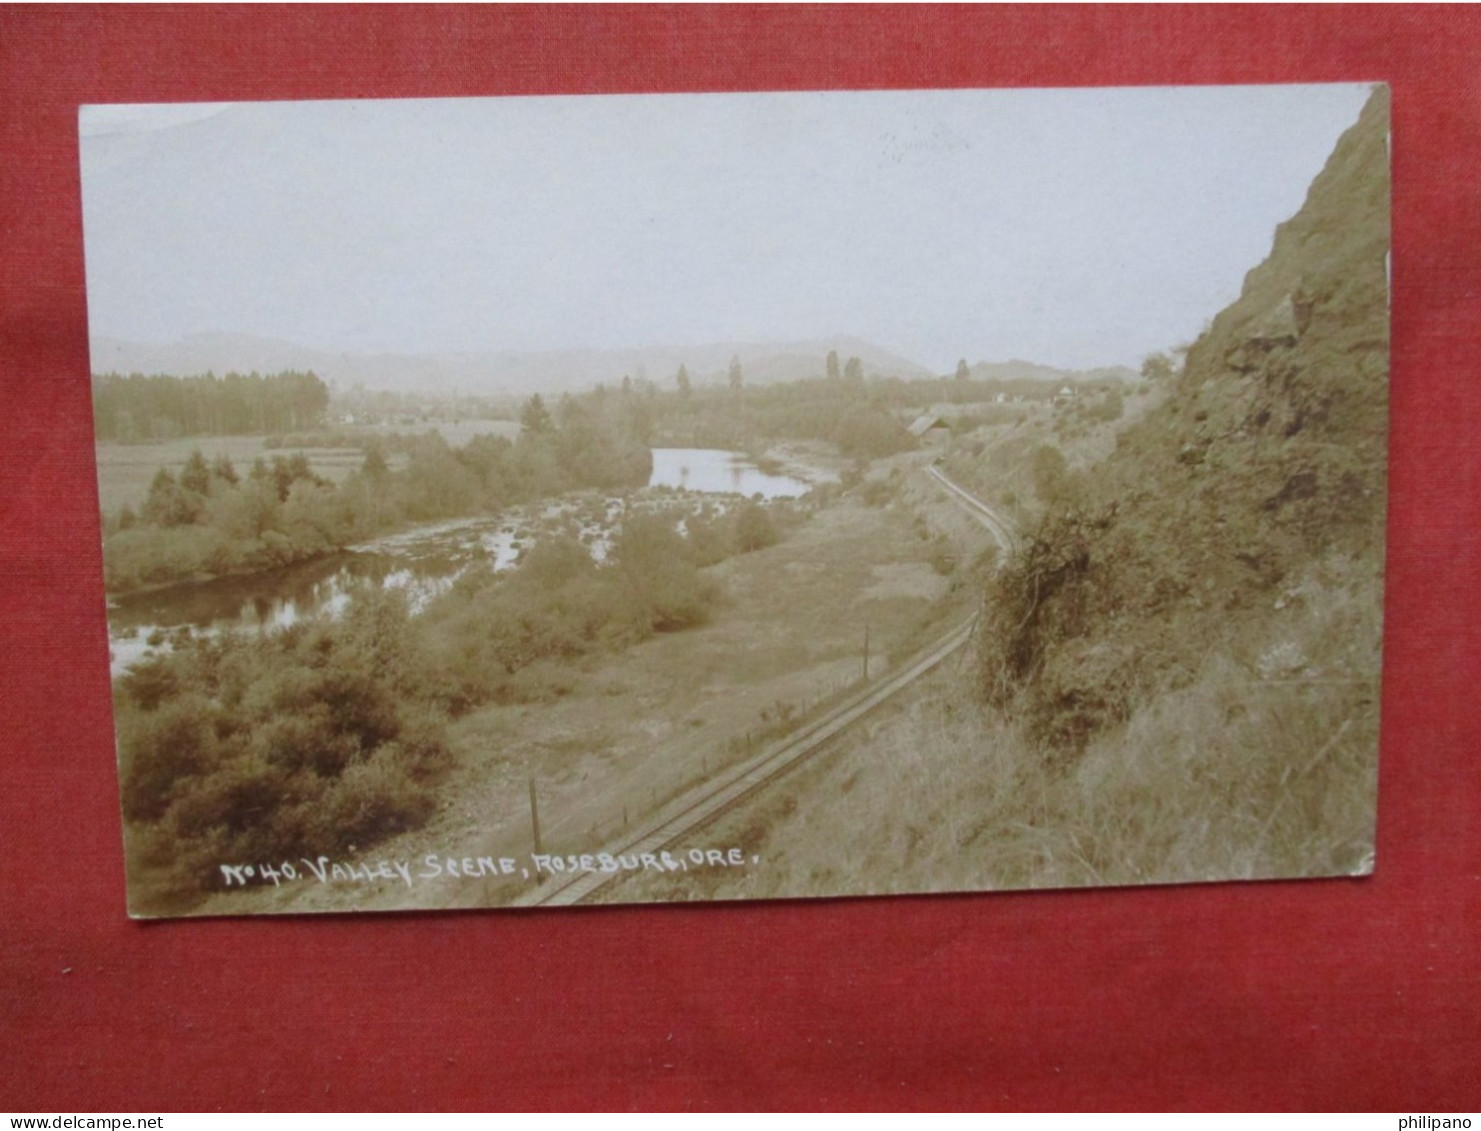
517, 464, 1014, 908
514, 614, 978, 907
925, 463, 1019, 557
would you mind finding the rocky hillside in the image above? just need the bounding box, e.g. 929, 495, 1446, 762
979, 85, 1390, 774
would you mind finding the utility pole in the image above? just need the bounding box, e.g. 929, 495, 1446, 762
527, 776, 542, 857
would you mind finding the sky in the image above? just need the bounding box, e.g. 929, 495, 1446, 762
79, 84, 1376, 375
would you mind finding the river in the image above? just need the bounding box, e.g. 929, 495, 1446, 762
646, 447, 811, 497
106, 448, 817, 675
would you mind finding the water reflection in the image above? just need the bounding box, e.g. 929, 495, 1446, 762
647, 448, 810, 498
106, 551, 465, 675
108, 448, 813, 674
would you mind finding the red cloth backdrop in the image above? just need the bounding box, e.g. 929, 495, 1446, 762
2, 5, 1477, 1112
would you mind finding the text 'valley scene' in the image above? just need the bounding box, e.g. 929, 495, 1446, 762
81, 86, 1390, 916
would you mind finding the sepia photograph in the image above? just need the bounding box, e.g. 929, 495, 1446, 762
81, 83, 1390, 918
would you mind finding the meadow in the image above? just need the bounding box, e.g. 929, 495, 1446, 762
93, 421, 520, 515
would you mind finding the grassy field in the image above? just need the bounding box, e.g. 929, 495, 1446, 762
595, 382, 1384, 906
96, 437, 356, 516
93, 421, 520, 516
612, 558, 1380, 905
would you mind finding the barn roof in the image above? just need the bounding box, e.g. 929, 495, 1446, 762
908, 413, 948, 437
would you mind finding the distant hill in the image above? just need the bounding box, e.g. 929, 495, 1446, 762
87, 333, 937, 396
968, 358, 1139, 384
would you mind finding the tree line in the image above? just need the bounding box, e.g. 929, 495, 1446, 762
629, 372, 915, 461
93, 370, 331, 442
624, 358, 1135, 462
103, 393, 653, 593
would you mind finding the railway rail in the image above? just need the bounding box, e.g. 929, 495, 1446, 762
925, 463, 1019, 557
516, 463, 1014, 908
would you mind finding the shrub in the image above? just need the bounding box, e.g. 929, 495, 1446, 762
115, 610, 453, 908
731, 501, 779, 553
118, 694, 219, 822
612, 514, 715, 632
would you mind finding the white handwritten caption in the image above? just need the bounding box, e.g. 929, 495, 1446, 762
219, 848, 759, 889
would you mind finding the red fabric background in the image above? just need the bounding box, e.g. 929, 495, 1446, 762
1, 5, 1477, 1112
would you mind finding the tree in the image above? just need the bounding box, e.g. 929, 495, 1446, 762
91, 369, 330, 440
836, 407, 908, 459
361, 441, 389, 479
286, 370, 330, 430
625, 397, 654, 446
179, 449, 212, 496
141, 467, 199, 528
517, 535, 597, 592
520, 393, 554, 435
955, 359, 971, 381
261, 453, 323, 502
1031, 443, 1074, 509
732, 501, 778, 553
614, 515, 712, 631
844, 356, 864, 383
556, 392, 584, 430
1141, 352, 1175, 383
676, 364, 692, 397
621, 375, 633, 395
1086, 388, 1124, 423
206, 476, 279, 542
826, 350, 841, 382
728, 355, 743, 391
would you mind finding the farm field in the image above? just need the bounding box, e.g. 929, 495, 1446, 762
93, 420, 520, 515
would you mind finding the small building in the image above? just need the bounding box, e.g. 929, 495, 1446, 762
908, 413, 951, 445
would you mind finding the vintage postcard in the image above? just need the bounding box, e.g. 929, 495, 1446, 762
81, 85, 1389, 917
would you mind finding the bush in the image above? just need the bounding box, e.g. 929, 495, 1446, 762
116, 607, 452, 909
612, 514, 715, 631
731, 501, 779, 553
118, 694, 219, 822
